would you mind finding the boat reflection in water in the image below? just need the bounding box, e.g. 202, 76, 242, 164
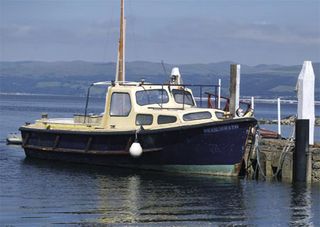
98, 175, 142, 223
93, 167, 248, 224
18, 158, 319, 226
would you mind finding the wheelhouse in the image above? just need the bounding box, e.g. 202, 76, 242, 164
98, 81, 226, 131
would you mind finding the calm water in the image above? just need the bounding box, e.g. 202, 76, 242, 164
0, 94, 319, 226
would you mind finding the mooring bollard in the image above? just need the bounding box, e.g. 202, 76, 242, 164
293, 119, 310, 182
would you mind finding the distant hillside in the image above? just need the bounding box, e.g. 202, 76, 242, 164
0, 61, 319, 99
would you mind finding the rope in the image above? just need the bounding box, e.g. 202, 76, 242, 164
254, 129, 266, 179
250, 118, 296, 180
273, 122, 296, 179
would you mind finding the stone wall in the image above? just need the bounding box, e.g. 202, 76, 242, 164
257, 138, 320, 183
311, 146, 320, 182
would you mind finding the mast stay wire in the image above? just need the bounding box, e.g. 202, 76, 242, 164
102, 1, 116, 63
127, 0, 138, 63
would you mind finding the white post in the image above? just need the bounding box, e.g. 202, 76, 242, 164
277, 97, 281, 136
218, 79, 221, 109
251, 96, 254, 110
296, 61, 315, 145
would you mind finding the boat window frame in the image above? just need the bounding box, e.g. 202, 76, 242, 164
109, 92, 132, 117
172, 89, 195, 106
136, 114, 153, 126
183, 111, 212, 121
157, 115, 177, 124
135, 89, 169, 106
215, 111, 225, 119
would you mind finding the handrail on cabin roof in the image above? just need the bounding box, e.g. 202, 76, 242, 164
90, 80, 220, 88
84, 81, 221, 122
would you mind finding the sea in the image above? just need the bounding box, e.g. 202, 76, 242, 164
0, 94, 319, 226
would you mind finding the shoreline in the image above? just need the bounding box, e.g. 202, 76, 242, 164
1, 93, 320, 104
259, 116, 320, 126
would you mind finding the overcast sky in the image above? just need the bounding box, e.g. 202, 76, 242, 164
1, 0, 319, 65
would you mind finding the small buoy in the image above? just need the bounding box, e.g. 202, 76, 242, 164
129, 142, 143, 157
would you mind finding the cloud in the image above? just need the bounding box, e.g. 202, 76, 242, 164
1, 13, 319, 64
1, 24, 35, 38
146, 17, 320, 46
122, 16, 319, 64
230, 22, 320, 45
0, 21, 118, 45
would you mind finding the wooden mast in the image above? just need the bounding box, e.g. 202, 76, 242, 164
115, 0, 125, 82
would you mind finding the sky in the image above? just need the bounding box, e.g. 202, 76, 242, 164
0, 0, 319, 65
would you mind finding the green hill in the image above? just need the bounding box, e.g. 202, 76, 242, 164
0, 61, 319, 99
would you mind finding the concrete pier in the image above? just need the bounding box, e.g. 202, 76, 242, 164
250, 138, 320, 183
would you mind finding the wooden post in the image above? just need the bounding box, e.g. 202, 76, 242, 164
229, 64, 240, 117
306, 146, 312, 183
281, 152, 293, 183
265, 152, 273, 179
293, 119, 309, 183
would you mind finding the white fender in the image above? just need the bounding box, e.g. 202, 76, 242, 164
129, 142, 143, 157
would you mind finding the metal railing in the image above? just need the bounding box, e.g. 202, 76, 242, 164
83, 81, 221, 123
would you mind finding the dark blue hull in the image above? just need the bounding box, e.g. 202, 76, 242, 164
20, 118, 256, 175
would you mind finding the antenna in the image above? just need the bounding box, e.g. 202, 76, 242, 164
161, 60, 168, 77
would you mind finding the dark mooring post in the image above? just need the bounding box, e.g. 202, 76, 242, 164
293, 119, 310, 183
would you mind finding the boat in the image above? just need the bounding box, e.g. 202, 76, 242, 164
6, 133, 22, 145
19, 0, 257, 176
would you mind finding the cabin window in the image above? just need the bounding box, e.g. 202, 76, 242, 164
215, 111, 225, 119
136, 89, 169, 106
110, 92, 131, 116
183, 111, 212, 121
157, 115, 177, 124
136, 114, 153, 125
172, 89, 194, 106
